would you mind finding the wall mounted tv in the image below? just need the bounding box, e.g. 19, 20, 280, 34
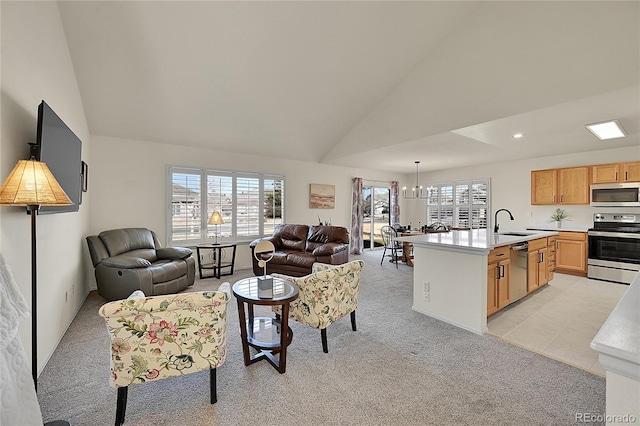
35, 100, 82, 214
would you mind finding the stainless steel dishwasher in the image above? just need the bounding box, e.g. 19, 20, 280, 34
510, 242, 528, 302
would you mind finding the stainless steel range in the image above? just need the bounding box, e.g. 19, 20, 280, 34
588, 213, 640, 284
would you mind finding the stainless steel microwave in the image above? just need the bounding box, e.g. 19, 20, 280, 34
590, 183, 640, 207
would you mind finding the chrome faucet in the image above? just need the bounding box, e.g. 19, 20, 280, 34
494, 209, 514, 233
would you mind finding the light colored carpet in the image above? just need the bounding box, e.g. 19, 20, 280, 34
38, 251, 605, 425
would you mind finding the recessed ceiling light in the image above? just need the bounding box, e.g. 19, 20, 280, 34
512, 133, 524, 139
585, 120, 626, 140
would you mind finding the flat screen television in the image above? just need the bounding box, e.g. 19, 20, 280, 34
35, 100, 83, 214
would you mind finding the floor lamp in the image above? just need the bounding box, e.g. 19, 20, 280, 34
0, 159, 72, 397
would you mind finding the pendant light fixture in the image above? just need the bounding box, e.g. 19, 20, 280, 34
403, 161, 428, 199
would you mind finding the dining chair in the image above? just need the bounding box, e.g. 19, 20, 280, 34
380, 225, 402, 268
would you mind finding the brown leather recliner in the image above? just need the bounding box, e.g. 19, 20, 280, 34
86, 228, 196, 301
249, 224, 349, 277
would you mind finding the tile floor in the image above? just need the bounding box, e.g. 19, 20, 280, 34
487, 273, 629, 376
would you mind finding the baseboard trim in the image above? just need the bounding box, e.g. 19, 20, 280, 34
38, 288, 92, 378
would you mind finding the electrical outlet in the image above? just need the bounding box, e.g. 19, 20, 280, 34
65, 291, 68, 302
423, 281, 430, 302
72, 283, 75, 294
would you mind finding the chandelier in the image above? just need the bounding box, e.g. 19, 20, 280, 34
403, 161, 428, 199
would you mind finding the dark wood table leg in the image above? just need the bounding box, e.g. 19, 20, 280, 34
277, 302, 291, 373
214, 246, 221, 279
196, 247, 204, 279
236, 299, 251, 366
229, 245, 236, 275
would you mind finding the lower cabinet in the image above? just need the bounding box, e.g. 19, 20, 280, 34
547, 235, 556, 281
527, 238, 549, 293
555, 231, 587, 276
487, 246, 510, 316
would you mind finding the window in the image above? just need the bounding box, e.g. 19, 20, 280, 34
425, 179, 489, 229
168, 166, 285, 246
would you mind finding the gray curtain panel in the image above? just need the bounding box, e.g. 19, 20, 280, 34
390, 181, 400, 225
350, 177, 363, 255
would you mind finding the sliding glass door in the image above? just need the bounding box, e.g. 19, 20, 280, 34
362, 186, 390, 249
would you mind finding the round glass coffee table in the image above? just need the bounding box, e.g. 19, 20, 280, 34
232, 277, 298, 374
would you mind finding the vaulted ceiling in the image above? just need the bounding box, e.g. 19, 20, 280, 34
58, 1, 640, 173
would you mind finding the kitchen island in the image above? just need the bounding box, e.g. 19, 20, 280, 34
395, 229, 557, 335
590, 272, 639, 421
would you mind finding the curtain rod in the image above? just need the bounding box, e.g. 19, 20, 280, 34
361, 178, 395, 184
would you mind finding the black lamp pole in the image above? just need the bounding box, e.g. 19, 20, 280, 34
29, 204, 70, 426
28, 204, 38, 389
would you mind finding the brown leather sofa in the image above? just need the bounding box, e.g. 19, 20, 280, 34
86, 228, 196, 301
249, 224, 349, 277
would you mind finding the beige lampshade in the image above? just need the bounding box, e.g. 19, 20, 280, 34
0, 159, 73, 206
208, 210, 224, 225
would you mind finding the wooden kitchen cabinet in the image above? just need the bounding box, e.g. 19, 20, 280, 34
591, 161, 640, 183
547, 235, 556, 281
527, 238, 549, 292
555, 231, 587, 276
624, 162, 640, 182
487, 245, 510, 316
531, 169, 558, 205
558, 167, 590, 204
531, 167, 589, 205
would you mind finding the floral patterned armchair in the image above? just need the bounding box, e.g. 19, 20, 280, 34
272, 260, 364, 353
99, 284, 230, 425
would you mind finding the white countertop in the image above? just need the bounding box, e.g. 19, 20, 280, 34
590, 273, 640, 380
395, 229, 558, 254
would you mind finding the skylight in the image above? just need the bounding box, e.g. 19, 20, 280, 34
585, 120, 626, 140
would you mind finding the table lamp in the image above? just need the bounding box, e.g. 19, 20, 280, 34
208, 210, 224, 244
253, 240, 275, 298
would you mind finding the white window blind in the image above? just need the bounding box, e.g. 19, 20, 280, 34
168, 166, 285, 246
425, 179, 489, 229
170, 170, 202, 243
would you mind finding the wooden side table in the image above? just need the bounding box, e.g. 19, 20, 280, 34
196, 243, 237, 279
232, 277, 298, 374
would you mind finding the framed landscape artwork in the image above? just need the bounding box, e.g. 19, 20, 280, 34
309, 184, 335, 209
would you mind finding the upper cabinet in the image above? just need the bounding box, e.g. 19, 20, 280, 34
592, 161, 640, 184
531, 169, 557, 204
531, 166, 589, 205
558, 167, 590, 204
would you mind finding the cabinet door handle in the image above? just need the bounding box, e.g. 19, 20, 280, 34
496, 265, 501, 278
625, 171, 628, 181
500, 265, 505, 279
496, 253, 505, 257
560, 195, 564, 202
553, 195, 556, 203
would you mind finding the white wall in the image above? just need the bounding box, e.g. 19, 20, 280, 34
89, 134, 402, 272
401, 146, 640, 229
0, 2, 91, 375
